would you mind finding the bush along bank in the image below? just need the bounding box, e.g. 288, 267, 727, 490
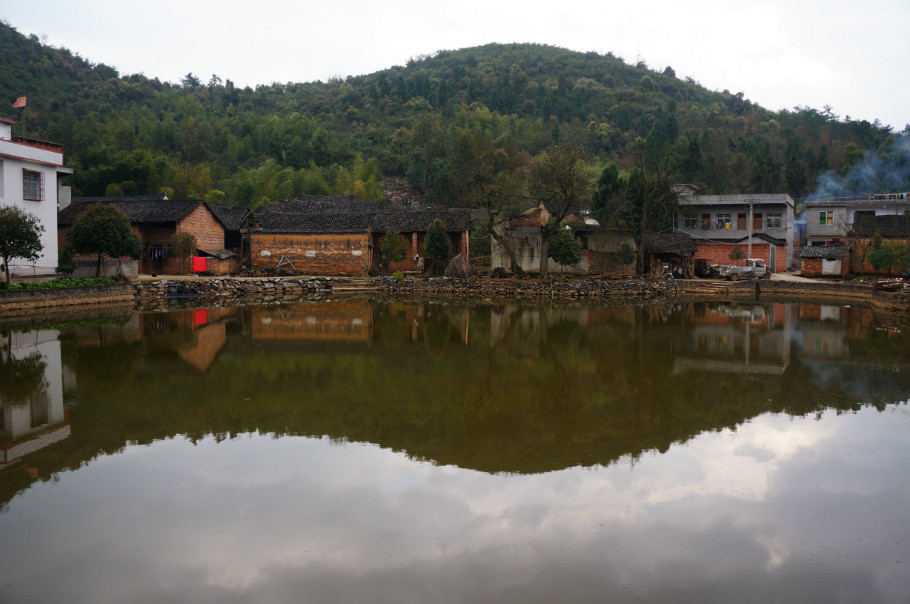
374, 276, 679, 302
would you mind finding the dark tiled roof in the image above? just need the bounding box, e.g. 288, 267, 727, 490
259, 198, 381, 214
852, 214, 910, 238
73, 194, 168, 203
254, 212, 374, 234
643, 233, 697, 254
801, 245, 849, 259
372, 209, 471, 233
210, 206, 252, 232
59, 199, 206, 226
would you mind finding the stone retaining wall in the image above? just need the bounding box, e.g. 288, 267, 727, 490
0, 284, 134, 316
375, 277, 679, 302
132, 277, 332, 310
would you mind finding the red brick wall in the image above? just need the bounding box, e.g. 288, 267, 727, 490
849, 237, 910, 275
177, 206, 225, 250
695, 242, 787, 272
801, 258, 823, 277
252, 233, 371, 276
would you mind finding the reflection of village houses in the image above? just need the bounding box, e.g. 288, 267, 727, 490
250, 299, 471, 346
673, 303, 792, 375
1, 331, 69, 471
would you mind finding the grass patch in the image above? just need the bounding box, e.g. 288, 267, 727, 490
0, 278, 117, 291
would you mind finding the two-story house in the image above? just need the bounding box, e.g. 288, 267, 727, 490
0, 117, 72, 278
804, 193, 909, 246
676, 188, 795, 272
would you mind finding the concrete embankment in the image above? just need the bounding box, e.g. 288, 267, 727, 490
374, 277, 678, 302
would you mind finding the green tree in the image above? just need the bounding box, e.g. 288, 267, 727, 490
168, 232, 198, 274
0, 206, 44, 285
423, 218, 451, 275
729, 244, 745, 265
68, 205, 141, 278
591, 163, 625, 226
379, 230, 407, 272
526, 139, 591, 276
548, 227, 582, 269
611, 242, 637, 278
867, 236, 910, 275
56, 242, 77, 276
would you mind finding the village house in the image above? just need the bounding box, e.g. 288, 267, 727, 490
58, 196, 233, 276
0, 116, 72, 278
676, 189, 795, 272
642, 232, 697, 276
210, 205, 253, 263
251, 211, 374, 276
804, 193, 909, 247
249, 198, 472, 276
847, 214, 910, 275
799, 244, 850, 278
371, 209, 471, 273
491, 202, 636, 275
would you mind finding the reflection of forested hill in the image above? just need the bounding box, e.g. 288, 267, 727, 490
2, 302, 908, 509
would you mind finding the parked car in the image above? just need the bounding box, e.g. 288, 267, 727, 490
719, 258, 771, 281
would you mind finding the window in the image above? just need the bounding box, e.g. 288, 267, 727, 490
683, 214, 697, 229
819, 210, 833, 226
737, 213, 747, 230
714, 213, 731, 230
753, 213, 763, 230
766, 212, 782, 229
700, 214, 710, 230
23, 169, 43, 201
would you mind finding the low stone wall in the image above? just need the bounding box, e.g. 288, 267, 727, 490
375, 277, 678, 302
132, 277, 332, 310
0, 284, 134, 316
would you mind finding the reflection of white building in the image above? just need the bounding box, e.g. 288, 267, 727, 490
674, 304, 792, 374
798, 306, 850, 358
1, 330, 69, 468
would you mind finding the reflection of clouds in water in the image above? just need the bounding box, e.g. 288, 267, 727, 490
1, 407, 907, 604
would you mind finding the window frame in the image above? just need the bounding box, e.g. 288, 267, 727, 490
819, 210, 833, 226
22, 169, 43, 202
766, 212, 782, 229
714, 213, 732, 231
683, 214, 697, 229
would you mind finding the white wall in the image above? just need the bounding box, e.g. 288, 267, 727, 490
0, 155, 62, 278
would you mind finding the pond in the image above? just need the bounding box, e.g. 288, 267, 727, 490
1, 299, 908, 603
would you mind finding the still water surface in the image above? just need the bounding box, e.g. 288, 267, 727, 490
1, 299, 908, 603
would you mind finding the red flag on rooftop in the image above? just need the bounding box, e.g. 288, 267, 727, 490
13, 96, 26, 108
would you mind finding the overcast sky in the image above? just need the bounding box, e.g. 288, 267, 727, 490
2, 0, 908, 131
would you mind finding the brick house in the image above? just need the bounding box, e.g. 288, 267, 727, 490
251, 212, 374, 276
0, 116, 72, 278
249, 206, 471, 276
847, 214, 910, 275
371, 209, 471, 273
800, 244, 849, 278
58, 197, 231, 275
676, 191, 795, 272
804, 193, 909, 247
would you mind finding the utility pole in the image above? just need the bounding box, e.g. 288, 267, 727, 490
747, 195, 754, 260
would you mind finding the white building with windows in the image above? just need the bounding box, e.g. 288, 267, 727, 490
675, 187, 796, 272
804, 194, 909, 246
0, 117, 71, 278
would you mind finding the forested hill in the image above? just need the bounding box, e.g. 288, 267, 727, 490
0, 20, 898, 209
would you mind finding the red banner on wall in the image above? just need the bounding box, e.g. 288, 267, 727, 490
192, 256, 207, 272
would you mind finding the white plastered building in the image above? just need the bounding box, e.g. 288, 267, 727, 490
0, 116, 72, 278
